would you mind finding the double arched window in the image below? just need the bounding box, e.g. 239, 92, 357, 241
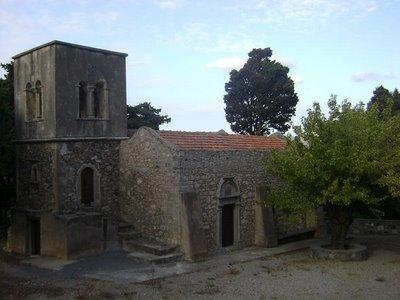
78, 80, 108, 119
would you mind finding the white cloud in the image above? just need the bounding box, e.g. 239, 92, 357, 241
206, 57, 245, 70
351, 71, 397, 82
234, 0, 381, 25
154, 0, 184, 9
173, 25, 256, 53
290, 74, 303, 84
212, 33, 256, 53
384, 72, 397, 79
272, 54, 296, 68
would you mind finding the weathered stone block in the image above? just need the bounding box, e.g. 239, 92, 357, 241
254, 186, 277, 248
181, 192, 208, 260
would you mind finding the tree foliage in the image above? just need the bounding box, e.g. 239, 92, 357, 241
127, 102, 171, 130
224, 48, 298, 135
265, 96, 400, 248
0, 62, 15, 218
367, 85, 400, 114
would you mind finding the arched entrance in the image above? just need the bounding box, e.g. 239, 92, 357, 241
218, 178, 240, 248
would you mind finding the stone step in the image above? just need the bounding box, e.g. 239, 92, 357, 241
124, 238, 179, 256
118, 230, 142, 240
127, 251, 183, 265
118, 223, 135, 233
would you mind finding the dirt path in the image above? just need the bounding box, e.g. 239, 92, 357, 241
1, 238, 400, 299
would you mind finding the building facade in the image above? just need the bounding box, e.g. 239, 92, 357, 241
8, 41, 127, 259
7, 41, 316, 261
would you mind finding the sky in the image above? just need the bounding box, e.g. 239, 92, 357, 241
1, 0, 400, 132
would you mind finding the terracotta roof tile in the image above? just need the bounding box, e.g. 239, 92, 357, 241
158, 130, 286, 150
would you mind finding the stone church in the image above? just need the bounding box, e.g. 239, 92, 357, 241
7, 41, 316, 262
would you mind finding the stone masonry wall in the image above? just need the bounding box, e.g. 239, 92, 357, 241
119, 128, 181, 245
57, 140, 121, 217
179, 149, 270, 252
349, 218, 400, 235
16, 143, 57, 211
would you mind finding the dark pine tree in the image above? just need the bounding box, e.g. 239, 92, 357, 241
127, 102, 171, 130
0, 62, 15, 225
224, 48, 299, 135
368, 85, 400, 114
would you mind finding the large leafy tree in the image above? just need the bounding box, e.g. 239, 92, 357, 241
367, 85, 400, 114
266, 96, 400, 249
224, 48, 298, 135
127, 102, 171, 130
0, 62, 15, 223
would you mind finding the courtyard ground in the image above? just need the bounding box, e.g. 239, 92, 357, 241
1, 236, 399, 299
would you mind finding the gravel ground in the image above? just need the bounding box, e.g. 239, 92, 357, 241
1, 237, 399, 299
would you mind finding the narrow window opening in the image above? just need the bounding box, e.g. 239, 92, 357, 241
93, 81, 107, 118
30, 165, 38, 183
81, 167, 94, 206
25, 82, 35, 121
78, 81, 88, 118
35, 81, 42, 118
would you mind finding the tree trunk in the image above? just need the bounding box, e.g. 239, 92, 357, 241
328, 205, 353, 249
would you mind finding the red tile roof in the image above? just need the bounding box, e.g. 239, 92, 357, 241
158, 130, 286, 150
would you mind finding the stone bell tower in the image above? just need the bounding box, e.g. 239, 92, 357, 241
8, 41, 128, 259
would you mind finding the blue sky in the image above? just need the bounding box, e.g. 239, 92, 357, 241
1, 0, 399, 132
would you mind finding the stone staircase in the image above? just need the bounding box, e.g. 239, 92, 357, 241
118, 222, 182, 264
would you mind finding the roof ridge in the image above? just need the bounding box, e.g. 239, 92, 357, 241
159, 130, 285, 140
157, 130, 286, 150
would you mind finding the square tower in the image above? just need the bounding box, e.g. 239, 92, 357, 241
8, 41, 128, 259
13, 40, 128, 140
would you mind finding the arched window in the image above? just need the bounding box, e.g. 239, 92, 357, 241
219, 179, 239, 198
25, 82, 36, 121
78, 81, 88, 118
93, 80, 108, 119
35, 81, 42, 119
81, 167, 94, 206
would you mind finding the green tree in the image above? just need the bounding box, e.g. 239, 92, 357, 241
266, 96, 400, 249
224, 48, 298, 135
0, 62, 15, 222
127, 102, 171, 130
367, 85, 400, 114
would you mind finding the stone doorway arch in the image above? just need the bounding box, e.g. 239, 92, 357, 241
217, 178, 240, 248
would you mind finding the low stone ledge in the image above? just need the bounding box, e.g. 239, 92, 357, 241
349, 219, 400, 235
310, 243, 367, 261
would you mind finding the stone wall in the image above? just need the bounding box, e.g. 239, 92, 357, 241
13, 41, 127, 142
349, 218, 400, 235
179, 149, 271, 252
11, 140, 121, 257
13, 44, 57, 141
276, 210, 317, 239
16, 143, 57, 211
57, 140, 121, 217
119, 128, 181, 245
